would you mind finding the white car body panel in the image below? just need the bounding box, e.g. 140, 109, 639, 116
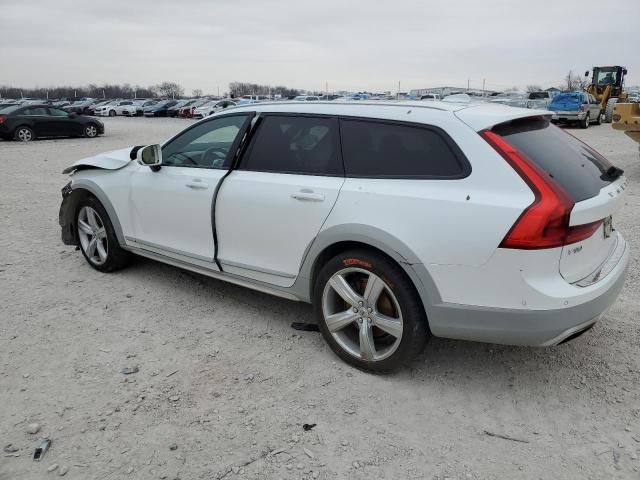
216, 171, 344, 287
62, 147, 133, 174
129, 165, 226, 262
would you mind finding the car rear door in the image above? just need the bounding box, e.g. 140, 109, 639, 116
19, 107, 50, 136
215, 114, 344, 287
129, 113, 253, 262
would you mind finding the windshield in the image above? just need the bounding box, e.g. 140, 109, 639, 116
596, 68, 619, 86
528, 92, 547, 99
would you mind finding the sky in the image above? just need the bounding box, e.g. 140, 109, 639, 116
2, 0, 638, 94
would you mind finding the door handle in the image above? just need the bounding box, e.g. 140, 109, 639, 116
291, 190, 325, 202
186, 180, 209, 189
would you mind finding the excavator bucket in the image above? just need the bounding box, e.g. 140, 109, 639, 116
612, 102, 640, 148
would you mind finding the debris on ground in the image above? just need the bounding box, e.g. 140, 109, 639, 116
26, 423, 41, 434
483, 430, 529, 443
33, 439, 52, 461
303, 423, 317, 431
290, 322, 320, 332
120, 366, 139, 375
3, 444, 19, 453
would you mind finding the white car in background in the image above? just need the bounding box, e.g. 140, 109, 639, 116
192, 99, 236, 119
94, 100, 134, 117
59, 101, 629, 372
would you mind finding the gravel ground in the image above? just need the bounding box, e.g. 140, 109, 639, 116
0, 117, 639, 480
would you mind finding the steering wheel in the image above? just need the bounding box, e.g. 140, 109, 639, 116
166, 151, 198, 166
202, 147, 228, 168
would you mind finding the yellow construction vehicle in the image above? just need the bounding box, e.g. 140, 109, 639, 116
612, 102, 640, 151
584, 66, 628, 122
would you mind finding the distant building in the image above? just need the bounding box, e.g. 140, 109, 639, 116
408, 86, 500, 99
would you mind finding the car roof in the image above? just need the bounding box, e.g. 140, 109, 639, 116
223, 100, 551, 131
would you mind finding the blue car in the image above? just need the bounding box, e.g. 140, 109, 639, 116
549, 92, 602, 128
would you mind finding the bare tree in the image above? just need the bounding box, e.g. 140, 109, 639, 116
526, 85, 543, 93
192, 89, 203, 98
564, 70, 586, 92
154, 81, 185, 99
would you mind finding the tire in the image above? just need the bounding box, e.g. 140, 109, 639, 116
594, 110, 602, 125
604, 97, 617, 123
580, 113, 589, 129
76, 196, 132, 272
108, 110, 116, 117
14, 126, 35, 142
313, 249, 429, 372
84, 123, 99, 138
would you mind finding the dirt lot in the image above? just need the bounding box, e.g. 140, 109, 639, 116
0, 116, 638, 480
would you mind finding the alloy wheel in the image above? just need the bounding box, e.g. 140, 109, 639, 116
85, 125, 98, 137
77, 206, 108, 265
322, 268, 403, 362
16, 128, 33, 142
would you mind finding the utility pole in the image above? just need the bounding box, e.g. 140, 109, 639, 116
397, 80, 401, 99
482, 78, 486, 97
467, 79, 470, 91
325, 81, 328, 97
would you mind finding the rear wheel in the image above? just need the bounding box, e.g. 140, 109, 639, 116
314, 249, 429, 372
109, 110, 116, 117
76, 196, 131, 272
14, 126, 34, 142
580, 113, 590, 129
594, 110, 602, 125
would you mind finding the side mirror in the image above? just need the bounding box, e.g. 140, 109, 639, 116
584, 71, 589, 77
136, 144, 162, 168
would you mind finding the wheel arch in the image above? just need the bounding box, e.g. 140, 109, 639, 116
294, 224, 442, 315
61, 180, 126, 246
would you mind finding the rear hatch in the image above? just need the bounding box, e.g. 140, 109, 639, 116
491, 117, 626, 284
549, 94, 581, 112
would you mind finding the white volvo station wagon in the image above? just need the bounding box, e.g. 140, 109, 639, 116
59, 101, 629, 371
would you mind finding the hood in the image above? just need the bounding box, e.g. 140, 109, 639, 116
62, 147, 134, 174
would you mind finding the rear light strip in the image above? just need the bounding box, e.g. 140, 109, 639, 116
481, 130, 603, 249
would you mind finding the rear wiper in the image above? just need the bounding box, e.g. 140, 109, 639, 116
601, 166, 624, 182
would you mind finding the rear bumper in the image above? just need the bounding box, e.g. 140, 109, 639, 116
426, 237, 630, 346
551, 111, 586, 121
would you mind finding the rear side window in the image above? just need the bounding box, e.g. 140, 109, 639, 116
22, 107, 48, 116
241, 115, 342, 176
492, 117, 616, 202
340, 119, 469, 179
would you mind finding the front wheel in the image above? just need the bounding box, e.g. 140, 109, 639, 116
314, 249, 429, 372
84, 123, 98, 138
108, 110, 116, 117
76, 197, 131, 272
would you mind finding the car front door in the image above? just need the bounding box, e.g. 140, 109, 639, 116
215, 114, 344, 287
128, 113, 252, 263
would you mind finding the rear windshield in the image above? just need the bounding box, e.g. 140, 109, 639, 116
492, 117, 617, 202
552, 94, 581, 103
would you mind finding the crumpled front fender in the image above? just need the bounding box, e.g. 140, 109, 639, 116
62, 147, 135, 174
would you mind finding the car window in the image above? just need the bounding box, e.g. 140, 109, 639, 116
340, 119, 469, 179
162, 114, 249, 169
22, 107, 48, 116
240, 115, 342, 176
47, 108, 69, 117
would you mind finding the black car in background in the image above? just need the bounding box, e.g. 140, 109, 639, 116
0, 105, 104, 141
143, 100, 178, 117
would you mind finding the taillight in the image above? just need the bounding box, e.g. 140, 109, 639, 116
0, 116, 5, 124
481, 130, 602, 249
